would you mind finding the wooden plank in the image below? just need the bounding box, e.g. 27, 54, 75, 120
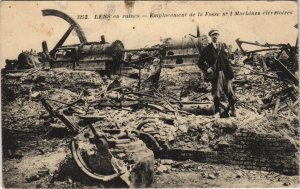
273, 98, 281, 115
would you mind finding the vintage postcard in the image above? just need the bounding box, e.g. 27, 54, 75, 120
1, 1, 299, 188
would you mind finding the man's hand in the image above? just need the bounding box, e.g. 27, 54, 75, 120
203, 67, 215, 82
207, 68, 213, 74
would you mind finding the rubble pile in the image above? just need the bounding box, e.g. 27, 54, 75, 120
1, 68, 106, 102
233, 63, 298, 117
159, 65, 209, 100
2, 56, 299, 187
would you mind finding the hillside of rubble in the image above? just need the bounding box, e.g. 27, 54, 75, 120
1, 60, 299, 187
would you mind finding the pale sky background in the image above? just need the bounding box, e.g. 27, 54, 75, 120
0, 1, 298, 68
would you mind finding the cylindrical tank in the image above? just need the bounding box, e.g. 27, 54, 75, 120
162, 36, 208, 50
79, 40, 125, 61
78, 40, 125, 73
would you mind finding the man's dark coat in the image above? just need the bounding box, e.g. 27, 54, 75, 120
198, 43, 234, 81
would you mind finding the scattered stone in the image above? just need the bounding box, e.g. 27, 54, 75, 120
171, 162, 184, 168
178, 141, 186, 146
283, 182, 290, 186
216, 140, 229, 150
178, 125, 188, 133
182, 163, 193, 169
236, 171, 243, 178
207, 173, 216, 179
26, 175, 38, 183
37, 168, 50, 177
184, 138, 190, 142
277, 178, 281, 181
156, 165, 171, 174
168, 125, 178, 133
31, 92, 41, 98
200, 133, 209, 144
35, 184, 42, 188
161, 159, 174, 165
117, 153, 126, 159
170, 168, 177, 172
167, 134, 175, 142
143, 127, 155, 132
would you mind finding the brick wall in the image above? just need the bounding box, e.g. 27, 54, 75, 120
158, 129, 299, 175
216, 129, 299, 175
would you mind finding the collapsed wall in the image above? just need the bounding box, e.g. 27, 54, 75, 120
157, 117, 299, 175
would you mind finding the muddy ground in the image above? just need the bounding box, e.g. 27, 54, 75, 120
1, 63, 299, 188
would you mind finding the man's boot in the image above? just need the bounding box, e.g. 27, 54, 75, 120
214, 97, 229, 118
228, 95, 237, 117
220, 106, 229, 118
213, 97, 220, 115
230, 106, 236, 117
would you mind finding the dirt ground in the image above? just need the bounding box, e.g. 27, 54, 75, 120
3, 151, 300, 188
152, 162, 300, 188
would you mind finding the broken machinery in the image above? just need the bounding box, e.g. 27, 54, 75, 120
4, 9, 125, 75
235, 26, 298, 85
40, 98, 155, 188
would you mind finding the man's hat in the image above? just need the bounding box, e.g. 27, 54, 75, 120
208, 29, 220, 36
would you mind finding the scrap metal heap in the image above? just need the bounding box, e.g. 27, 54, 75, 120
235, 32, 298, 85
4, 9, 125, 74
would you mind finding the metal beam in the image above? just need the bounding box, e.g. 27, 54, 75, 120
50, 26, 74, 56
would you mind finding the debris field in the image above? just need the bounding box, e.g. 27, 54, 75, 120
1, 55, 299, 187
2, 9, 299, 188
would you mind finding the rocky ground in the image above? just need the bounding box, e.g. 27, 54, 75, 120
1, 61, 299, 188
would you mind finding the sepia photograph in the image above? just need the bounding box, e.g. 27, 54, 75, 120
0, 0, 299, 188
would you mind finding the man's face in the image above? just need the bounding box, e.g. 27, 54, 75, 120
210, 33, 219, 43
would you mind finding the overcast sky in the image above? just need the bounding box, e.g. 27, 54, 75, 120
0, 1, 298, 68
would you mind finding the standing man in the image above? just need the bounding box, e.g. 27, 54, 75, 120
198, 29, 236, 117
145, 47, 166, 89
145, 57, 162, 89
